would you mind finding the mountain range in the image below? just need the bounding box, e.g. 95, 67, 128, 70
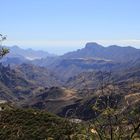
63, 42, 140, 62
2, 42, 140, 66
0, 45, 55, 65
0, 42, 140, 120
30, 42, 140, 80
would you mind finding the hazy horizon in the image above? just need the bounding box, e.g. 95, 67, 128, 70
6, 41, 140, 55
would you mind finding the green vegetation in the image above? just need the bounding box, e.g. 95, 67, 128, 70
91, 96, 140, 139
0, 108, 80, 140
0, 34, 9, 57
0, 104, 139, 140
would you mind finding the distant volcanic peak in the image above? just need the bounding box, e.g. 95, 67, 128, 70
85, 42, 104, 49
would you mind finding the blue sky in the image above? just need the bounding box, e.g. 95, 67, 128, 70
0, 0, 140, 54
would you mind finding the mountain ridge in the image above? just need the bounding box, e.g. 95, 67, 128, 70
62, 42, 140, 62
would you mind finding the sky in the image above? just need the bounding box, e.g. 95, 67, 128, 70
0, 0, 140, 54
